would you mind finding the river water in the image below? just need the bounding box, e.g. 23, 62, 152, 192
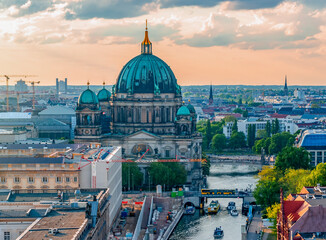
170, 163, 259, 240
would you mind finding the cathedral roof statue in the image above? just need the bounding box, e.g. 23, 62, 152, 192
97, 82, 111, 102
177, 105, 191, 116
78, 82, 99, 105
115, 21, 180, 95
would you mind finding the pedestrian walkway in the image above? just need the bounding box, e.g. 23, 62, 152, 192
247, 212, 262, 240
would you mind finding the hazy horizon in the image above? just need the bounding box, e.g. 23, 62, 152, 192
0, 1, 326, 86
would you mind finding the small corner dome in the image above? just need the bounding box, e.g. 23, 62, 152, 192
97, 88, 111, 102
78, 89, 99, 105
187, 104, 196, 114
177, 106, 190, 116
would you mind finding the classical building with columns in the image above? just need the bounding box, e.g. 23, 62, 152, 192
75, 24, 202, 185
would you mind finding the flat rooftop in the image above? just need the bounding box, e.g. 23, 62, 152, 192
21, 209, 86, 240
7, 189, 105, 203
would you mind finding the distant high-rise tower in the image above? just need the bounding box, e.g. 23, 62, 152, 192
56, 78, 68, 98
284, 75, 288, 96
209, 84, 213, 105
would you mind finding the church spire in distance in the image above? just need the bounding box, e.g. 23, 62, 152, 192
284, 75, 288, 96
209, 84, 213, 105
141, 19, 152, 55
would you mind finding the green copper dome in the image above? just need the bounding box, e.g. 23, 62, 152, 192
115, 26, 179, 95
187, 104, 196, 114
97, 88, 111, 102
177, 106, 191, 116
78, 88, 99, 105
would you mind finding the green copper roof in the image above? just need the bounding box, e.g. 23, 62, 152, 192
115, 54, 178, 94
78, 88, 99, 104
187, 104, 196, 114
177, 106, 190, 116
97, 88, 111, 102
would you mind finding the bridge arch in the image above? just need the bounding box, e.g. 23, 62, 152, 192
184, 201, 195, 208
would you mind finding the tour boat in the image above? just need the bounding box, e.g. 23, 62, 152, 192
214, 226, 224, 239
185, 206, 196, 215
230, 209, 239, 216
227, 201, 236, 210
208, 200, 220, 214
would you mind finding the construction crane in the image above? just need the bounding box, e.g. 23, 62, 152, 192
0, 75, 37, 111
16, 91, 29, 112
26, 80, 40, 110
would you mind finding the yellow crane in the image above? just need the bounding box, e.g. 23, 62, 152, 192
0, 75, 38, 111
26, 80, 40, 110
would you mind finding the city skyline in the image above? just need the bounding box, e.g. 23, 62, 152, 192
0, 1, 326, 86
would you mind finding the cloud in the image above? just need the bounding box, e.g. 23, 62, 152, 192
0, 0, 53, 17
174, 2, 325, 49
65, 0, 155, 20
159, 0, 285, 9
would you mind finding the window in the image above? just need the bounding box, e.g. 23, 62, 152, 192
4, 231, 10, 240
14, 177, 20, 183
66, 177, 70, 183
165, 150, 170, 158
42, 177, 48, 183
56, 177, 62, 183
74, 177, 78, 182
0, 177, 6, 183
28, 177, 34, 183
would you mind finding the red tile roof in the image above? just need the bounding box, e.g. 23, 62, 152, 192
283, 201, 305, 222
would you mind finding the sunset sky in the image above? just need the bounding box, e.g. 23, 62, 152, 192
0, 0, 326, 86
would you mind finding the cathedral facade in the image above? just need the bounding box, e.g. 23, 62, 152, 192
75, 24, 202, 183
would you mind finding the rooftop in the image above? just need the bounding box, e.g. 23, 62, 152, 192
38, 106, 75, 115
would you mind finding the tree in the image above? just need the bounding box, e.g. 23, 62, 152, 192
233, 108, 243, 114
275, 147, 310, 172
148, 162, 187, 189
304, 163, 326, 186
247, 124, 256, 148
254, 174, 281, 209
231, 119, 238, 133
212, 134, 227, 152
280, 169, 310, 194
238, 97, 242, 105
205, 120, 213, 150
265, 121, 271, 137
268, 132, 294, 155
256, 130, 268, 139
253, 137, 271, 154
201, 152, 210, 176
122, 162, 144, 191
266, 203, 280, 230
224, 115, 236, 123
275, 119, 280, 134
271, 119, 280, 134
243, 109, 249, 118
228, 132, 246, 149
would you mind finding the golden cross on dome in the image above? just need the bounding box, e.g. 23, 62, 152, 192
146, 19, 148, 30
87, 81, 90, 88
103, 81, 105, 87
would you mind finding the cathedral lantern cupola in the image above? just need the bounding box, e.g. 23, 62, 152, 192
75, 82, 102, 138
141, 20, 152, 55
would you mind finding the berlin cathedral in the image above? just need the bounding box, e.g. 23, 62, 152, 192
75, 23, 202, 183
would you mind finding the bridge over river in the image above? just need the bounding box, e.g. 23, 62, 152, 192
208, 154, 273, 167
183, 188, 255, 208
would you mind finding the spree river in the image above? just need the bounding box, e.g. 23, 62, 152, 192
170, 163, 259, 240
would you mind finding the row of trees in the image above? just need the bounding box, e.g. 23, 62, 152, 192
252, 132, 295, 155
198, 117, 284, 154
122, 162, 187, 191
